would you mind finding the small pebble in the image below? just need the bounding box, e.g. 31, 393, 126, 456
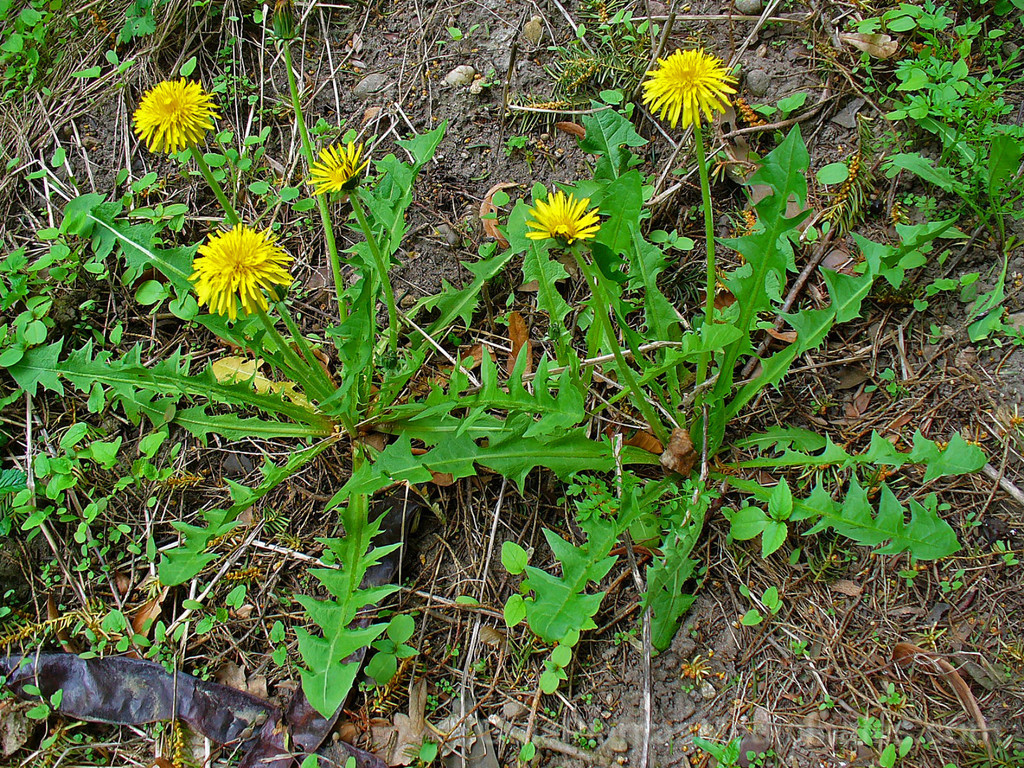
352, 73, 391, 99
444, 65, 476, 87
735, 0, 763, 13
502, 701, 528, 720
604, 735, 629, 753
522, 15, 544, 44
745, 69, 770, 97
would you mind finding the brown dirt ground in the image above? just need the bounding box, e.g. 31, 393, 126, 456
1, 0, 1024, 767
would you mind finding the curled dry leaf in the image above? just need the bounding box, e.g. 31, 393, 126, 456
479, 182, 517, 249
660, 428, 697, 476
554, 121, 585, 139
623, 429, 664, 455
507, 310, 532, 376
839, 32, 898, 59
765, 327, 797, 343
131, 587, 168, 637
714, 288, 737, 311
892, 642, 992, 758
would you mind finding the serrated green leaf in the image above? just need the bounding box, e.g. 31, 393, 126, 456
803, 478, 959, 559
522, 239, 571, 345
6, 340, 65, 396
645, 503, 704, 650
761, 520, 788, 556
578, 107, 647, 180
821, 267, 874, 324
520, 514, 620, 645
909, 432, 986, 481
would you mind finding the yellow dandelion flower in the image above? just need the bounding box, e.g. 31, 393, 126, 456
642, 49, 737, 129
308, 142, 369, 195
190, 225, 293, 321
525, 189, 600, 244
133, 79, 219, 154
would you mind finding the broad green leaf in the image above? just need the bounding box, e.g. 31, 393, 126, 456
886, 153, 961, 193
987, 134, 1023, 198
578, 106, 647, 180
501, 541, 529, 574
816, 162, 849, 185
730, 506, 769, 540
504, 594, 526, 627
820, 267, 874, 324
761, 520, 788, 557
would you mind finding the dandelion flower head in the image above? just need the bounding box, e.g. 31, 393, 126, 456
309, 142, 369, 195
190, 225, 293, 320
525, 190, 601, 245
642, 49, 737, 129
133, 79, 219, 154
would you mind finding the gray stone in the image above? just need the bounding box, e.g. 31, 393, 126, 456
735, 0, 763, 14
522, 15, 544, 45
831, 97, 866, 128
745, 69, 770, 97
604, 735, 629, 753
444, 65, 476, 87
352, 73, 392, 100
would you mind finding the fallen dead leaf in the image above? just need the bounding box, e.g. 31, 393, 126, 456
362, 106, 382, 125
765, 328, 797, 343
479, 182, 517, 249
554, 121, 585, 139
0, 700, 35, 757
478, 625, 506, 648
714, 288, 737, 311
506, 311, 532, 376
840, 32, 898, 59
835, 365, 870, 390
361, 432, 388, 453
131, 587, 168, 637
830, 579, 863, 597
623, 429, 663, 455
214, 662, 248, 693
892, 642, 992, 758
388, 679, 428, 765
660, 428, 697, 476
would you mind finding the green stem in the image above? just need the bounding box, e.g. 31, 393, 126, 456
190, 145, 239, 226
254, 305, 331, 403
281, 39, 347, 321
693, 120, 716, 418
573, 249, 669, 446
350, 192, 399, 355
274, 299, 335, 396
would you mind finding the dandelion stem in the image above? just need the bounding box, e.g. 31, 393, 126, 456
573, 248, 669, 446
190, 146, 239, 226
254, 306, 332, 403
280, 40, 347, 322
350, 192, 399, 356
693, 120, 716, 422
274, 299, 335, 396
